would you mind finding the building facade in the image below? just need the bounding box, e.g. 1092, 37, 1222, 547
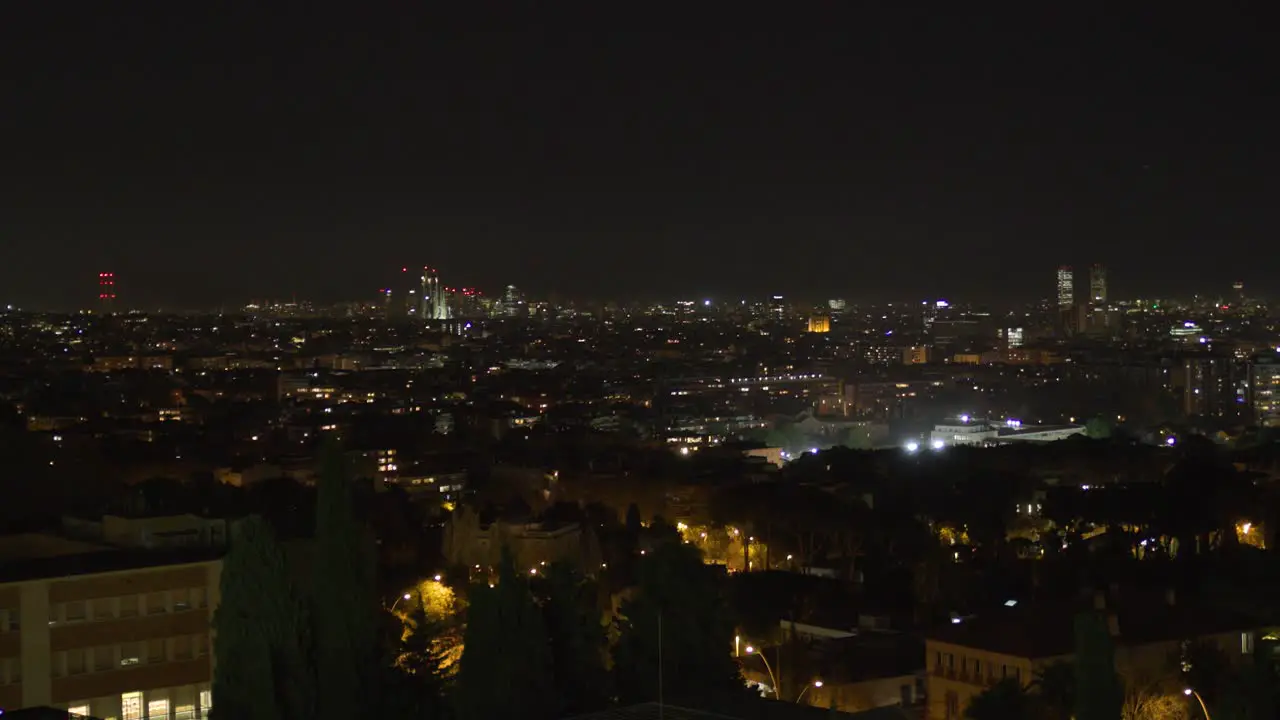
1056, 266, 1073, 308
0, 548, 220, 719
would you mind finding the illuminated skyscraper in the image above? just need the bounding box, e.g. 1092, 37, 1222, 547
419, 266, 451, 320
98, 272, 116, 312
1056, 266, 1074, 308
1089, 264, 1107, 304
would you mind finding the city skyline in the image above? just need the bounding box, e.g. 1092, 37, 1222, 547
4, 6, 1277, 307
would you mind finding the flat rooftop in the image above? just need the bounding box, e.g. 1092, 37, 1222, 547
0, 533, 113, 564
0, 532, 222, 585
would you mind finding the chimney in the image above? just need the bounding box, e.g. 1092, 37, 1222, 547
1166, 588, 1176, 606
1107, 613, 1120, 637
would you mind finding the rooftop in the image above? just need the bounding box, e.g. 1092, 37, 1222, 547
0, 533, 222, 585
0, 533, 113, 564
928, 593, 1255, 658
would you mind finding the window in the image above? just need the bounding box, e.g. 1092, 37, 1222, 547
175, 704, 197, 720
122, 691, 143, 720
119, 642, 142, 666
119, 595, 139, 618
10, 657, 21, 683
194, 633, 208, 657
172, 635, 192, 660
148, 638, 166, 664
200, 689, 213, 719
1243, 631, 1256, 655
191, 587, 207, 609
2, 607, 19, 631
68, 705, 90, 718
945, 690, 959, 720
66, 649, 87, 675
146, 592, 167, 615
49, 602, 60, 626
92, 597, 114, 621
172, 588, 190, 611
95, 645, 115, 672
148, 698, 170, 720
65, 600, 87, 622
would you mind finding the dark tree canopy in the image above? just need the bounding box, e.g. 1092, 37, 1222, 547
211, 515, 314, 720
612, 541, 745, 704
312, 443, 381, 720
454, 549, 556, 720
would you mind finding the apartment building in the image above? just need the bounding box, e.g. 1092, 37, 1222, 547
924, 592, 1257, 720
0, 533, 221, 719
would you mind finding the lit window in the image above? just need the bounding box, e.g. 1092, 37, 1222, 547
119, 643, 142, 666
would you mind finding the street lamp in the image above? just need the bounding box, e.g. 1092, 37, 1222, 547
389, 593, 412, 613
1185, 688, 1212, 719
743, 646, 779, 698
795, 680, 823, 704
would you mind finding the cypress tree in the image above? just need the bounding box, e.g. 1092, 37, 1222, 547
1073, 611, 1123, 720
211, 516, 313, 720
454, 549, 556, 720
312, 443, 380, 720
541, 562, 610, 715
613, 541, 744, 705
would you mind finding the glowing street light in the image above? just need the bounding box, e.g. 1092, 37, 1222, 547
389, 593, 412, 612
931, 439, 945, 451
743, 646, 779, 698
904, 441, 919, 453
1184, 688, 1211, 719
796, 680, 824, 704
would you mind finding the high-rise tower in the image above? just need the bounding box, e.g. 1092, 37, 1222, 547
1056, 266, 1074, 308
1089, 264, 1107, 304
98, 272, 116, 312
419, 266, 451, 320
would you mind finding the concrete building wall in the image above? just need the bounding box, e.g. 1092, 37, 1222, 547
0, 559, 220, 719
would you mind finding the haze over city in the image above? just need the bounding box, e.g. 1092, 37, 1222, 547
4, 6, 1277, 308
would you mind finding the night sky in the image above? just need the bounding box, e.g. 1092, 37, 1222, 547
3, 7, 1275, 309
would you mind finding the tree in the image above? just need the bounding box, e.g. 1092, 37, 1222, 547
539, 562, 610, 715
211, 516, 313, 720
1074, 611, 1123, 720
1032, 661, 1075, 720
1120, 676, 1188, 720
311, 443, 380, 720
382, 602, 449, 719
454, 550, 556, 720
625, 502, 643, 536
613, 541, 745, 704
965, 678, 1032, 720
1085, 417, 1115, 440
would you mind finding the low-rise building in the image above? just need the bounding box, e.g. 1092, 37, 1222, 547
924, 592, 1257, 720
0, 534, 221, 719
